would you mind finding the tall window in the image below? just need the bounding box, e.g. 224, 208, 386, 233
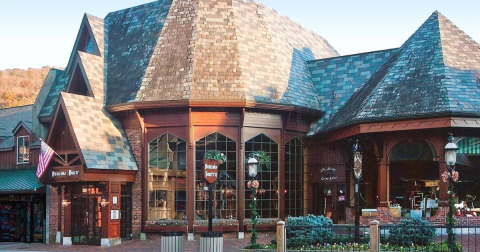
285, 137, 305, 217
17, 136, 29, 164
245, 134, 278, 219
195, 132, 237, 220
147, 133, 186, 220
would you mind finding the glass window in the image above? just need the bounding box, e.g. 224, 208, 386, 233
147, 133, 186, 220
195, 132, 237, 220
17, 136, 29, 164
245, 134, 278, 219
285, 137, 306, 217
86, 33, 94, 54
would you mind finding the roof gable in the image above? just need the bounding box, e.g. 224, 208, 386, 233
57, 92, 138, 171
65, 14, 104, 77
317, 11, 480, 134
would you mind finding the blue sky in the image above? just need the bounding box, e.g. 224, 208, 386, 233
0, 0, 479, 70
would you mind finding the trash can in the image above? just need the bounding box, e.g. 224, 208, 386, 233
200, 232, 223, 252
161, 231, 184, 252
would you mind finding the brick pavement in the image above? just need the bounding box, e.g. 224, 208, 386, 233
0, 234, 274, 252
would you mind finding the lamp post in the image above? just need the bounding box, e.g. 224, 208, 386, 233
247, 153, 258, 246
352, 139, 362, 243
444, 133, 458, 250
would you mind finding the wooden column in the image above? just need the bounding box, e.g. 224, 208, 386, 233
438, 160, 448, 206
378, 160, 388, 207
238, 109, 245, 232
187, 108, 194, 233
63, 185, 72, 237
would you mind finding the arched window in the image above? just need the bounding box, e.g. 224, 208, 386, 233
245, 134, 279, 219
147, 133, 186, 220
195, 132, 237, 220
285, 137, 305, 217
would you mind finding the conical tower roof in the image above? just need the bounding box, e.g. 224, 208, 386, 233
104, 0, 338, 109
319, 11, 480, 133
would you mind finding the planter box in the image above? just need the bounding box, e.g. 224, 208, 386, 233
144, 225, 187, 233
194, 224, 239, 233
244, 224, 276, 231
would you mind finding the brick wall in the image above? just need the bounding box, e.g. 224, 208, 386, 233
125, 128, 143, 238
48, 186, 59, 243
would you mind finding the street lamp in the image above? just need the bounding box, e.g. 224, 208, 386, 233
443, 133, 459, 250
444, 133, 458, 168
248, 154, 258, 178
352, 139, 362, 243
247, 153, 259, 246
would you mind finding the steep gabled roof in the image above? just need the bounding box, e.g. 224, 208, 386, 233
307, 49, 398, 134
38, 70, 69, 119
0, 105, 32, 138
105, 0, 338, 109
59, 92, 137, 171
317, 11, 480, 134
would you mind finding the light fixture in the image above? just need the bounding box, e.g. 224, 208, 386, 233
100, 197, 108, 207
444, 133, 458, 167
247, 153, 258, 178
62, 199, 70, 207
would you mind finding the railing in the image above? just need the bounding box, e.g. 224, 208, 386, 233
281, 223, 370, 251
379, 225, 479, 252
276, 221, 480, 252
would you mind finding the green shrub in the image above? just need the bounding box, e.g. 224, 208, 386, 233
428, 241, 462, 252
388, 218, 435, 246
286, 214, 334, 248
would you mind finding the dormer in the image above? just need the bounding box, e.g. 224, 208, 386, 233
65, 14, 104, 77
67, 63, 92, 97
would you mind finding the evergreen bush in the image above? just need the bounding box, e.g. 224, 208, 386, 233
388, 218, 435, 246
286, 214, 334, 248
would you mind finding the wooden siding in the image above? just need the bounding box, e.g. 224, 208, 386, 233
244, 112, 282, 129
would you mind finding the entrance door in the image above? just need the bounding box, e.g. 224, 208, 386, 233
312, 184, 346, 224
120, 183, 132, 240
71, 184, 104, 245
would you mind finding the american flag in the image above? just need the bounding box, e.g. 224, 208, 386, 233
37, 140, 54, 178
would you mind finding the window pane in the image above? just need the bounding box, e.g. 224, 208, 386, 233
195, 132, 237, 220
147, 133, 187, 221
285, 137, 305, 217
245, 134, 278, 219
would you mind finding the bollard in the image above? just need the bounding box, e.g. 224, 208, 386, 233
161, 231, 184, 252
200, 232, 223, 252
369, 220, 380, 252
277, 221, 286, 252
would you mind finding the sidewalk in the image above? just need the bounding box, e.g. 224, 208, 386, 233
0, 234, 273, 252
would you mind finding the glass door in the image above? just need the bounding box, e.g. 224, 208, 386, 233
71, 184, 104, 245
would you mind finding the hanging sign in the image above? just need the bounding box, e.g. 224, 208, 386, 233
354, 151, 362, 179
203, 159, 219, 184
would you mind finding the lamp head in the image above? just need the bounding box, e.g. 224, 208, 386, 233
247, 153, 258, 178
444, 133, 458, 166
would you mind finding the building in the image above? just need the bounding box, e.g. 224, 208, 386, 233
29, 0, 479, 246
0, 105, 46, 243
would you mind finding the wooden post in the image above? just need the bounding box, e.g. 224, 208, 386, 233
370, 220, 380, 252
276, 221, 285, 252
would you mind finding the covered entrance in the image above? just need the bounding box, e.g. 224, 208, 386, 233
312, 183, 346, 224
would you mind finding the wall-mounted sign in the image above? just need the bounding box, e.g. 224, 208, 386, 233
112, 196, 118, 205
49, 167, 80, 181
320, 167, 338, 181
203, 159, 219, 184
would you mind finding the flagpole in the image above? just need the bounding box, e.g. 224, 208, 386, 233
39, 138, 66, 164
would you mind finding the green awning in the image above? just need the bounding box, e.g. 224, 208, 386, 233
457, 137, 480, 154
0, 169, 44, 193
